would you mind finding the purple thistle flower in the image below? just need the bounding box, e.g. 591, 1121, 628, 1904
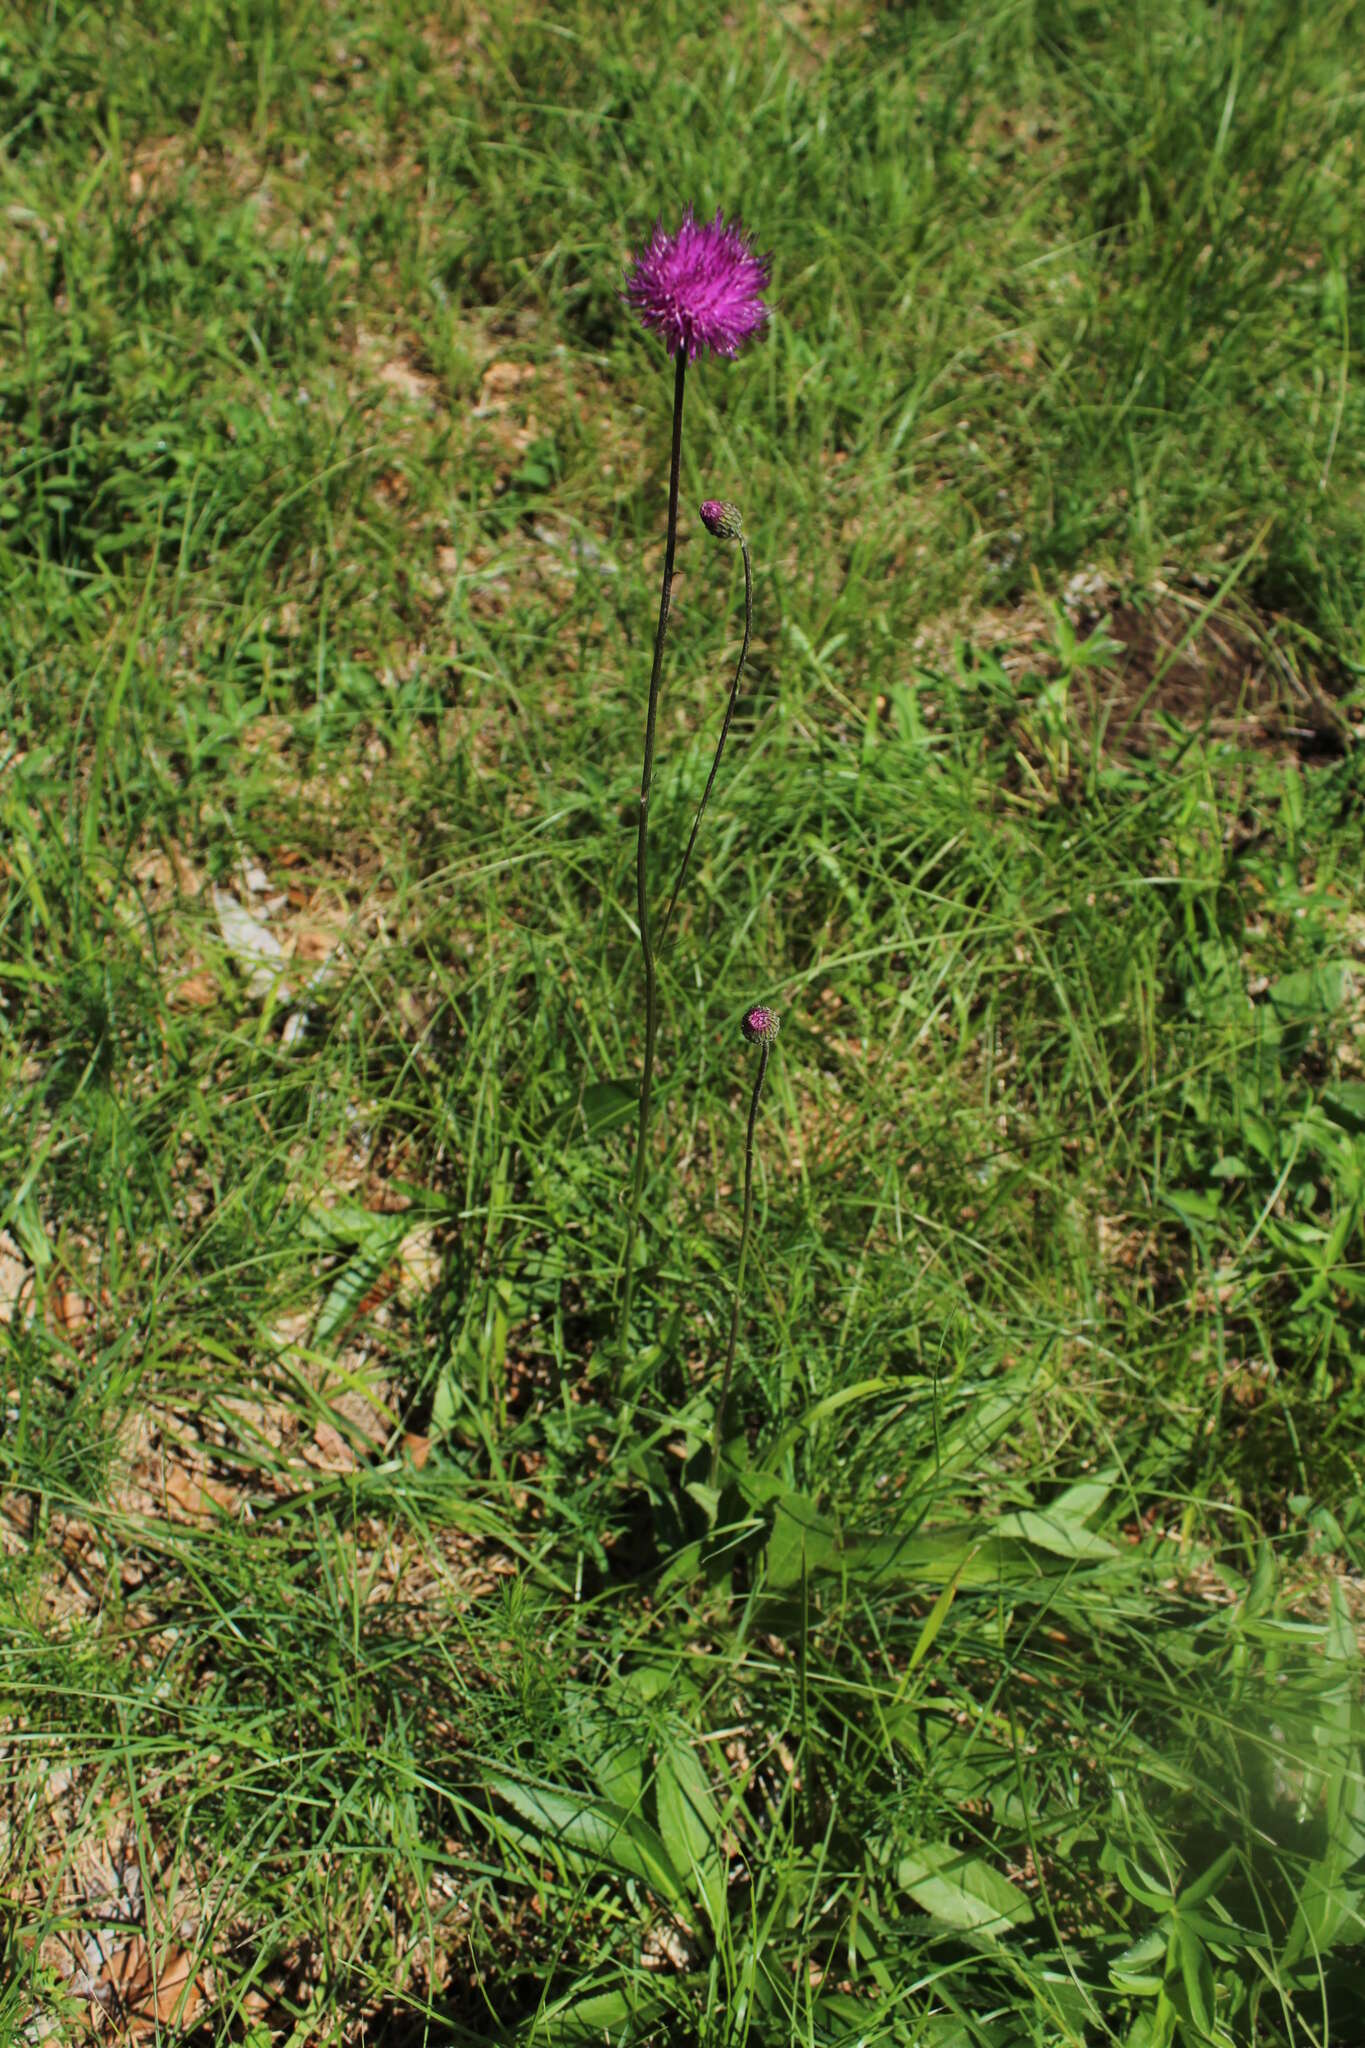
625, 207, 771, 362
700, 498, 745, 541
741, 1005, 780, 1046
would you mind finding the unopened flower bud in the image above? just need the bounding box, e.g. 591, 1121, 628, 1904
741, 1004, 780, 1046
700, 499, 744, 541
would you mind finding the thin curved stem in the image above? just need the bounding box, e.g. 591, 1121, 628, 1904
659, 538, 752, 950
619, 349, 687, 1355
710, 1038, 769, 1488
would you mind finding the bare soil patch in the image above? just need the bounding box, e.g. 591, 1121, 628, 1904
1073, 585, 1356, 762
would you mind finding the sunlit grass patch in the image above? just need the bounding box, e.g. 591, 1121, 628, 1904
2, 0, 1364, 2039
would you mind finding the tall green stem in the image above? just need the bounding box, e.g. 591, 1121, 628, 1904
619, 349, 687, 1353
710, 1038, 769, 1487
659, 536, 752, 948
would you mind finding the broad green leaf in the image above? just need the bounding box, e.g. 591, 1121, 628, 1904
1159, 1186, 1221, 1226
853, 1525, 1042, 1589
1109, 1925, 1168, 1994
683, 1480, 720, 1528
1111, 1853, 1175, 1913
906, 1391, 1022, 1488
624, 1658, 688, 1706
894, 1840, 1034, 1934
529, 1984, 667, 2041
593, 1728, 646, 1810
561, 1687, 646, 1812
763, 1489, 839, 1589
580, 1078, 637, 1139
299, 1195, 405, 1246
1173, 1920, 1215, 2037
314, 1227, 408, 1343
1240, 1106, 1278, 1162
1125, 1996, 1179, 2048
1176, 1910, 1266, 1949
1282, 1594, 1365, 1969
655, 1735, 726, 1932
1268, 961, 1354, 1025
1323, 1081, 1365, 1134
1049, 1474, 1117, 1521
994, 1509, 1117, 1560
488, 1778, 684, 1905
1238, 1541, 1276, 1622
1177, 1847, 1236, 1911
651, 1538, 705, 1596
1284, 1873, 1362, 1964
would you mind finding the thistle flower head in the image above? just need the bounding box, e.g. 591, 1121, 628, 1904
625, 206, 771, 362
741, 1004, 780, 1046
700, 499, 744, 541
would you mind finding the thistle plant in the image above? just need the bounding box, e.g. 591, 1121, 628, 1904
659, 501, 754, 948
711, 1004, 780, 1487
617, 208, 770, 1350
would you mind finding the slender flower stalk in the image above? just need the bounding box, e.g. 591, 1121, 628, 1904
619, 349, 686, 1351
617, 210, 771, 1353
660, 502, 753, 949
711, 1005, 781, 1487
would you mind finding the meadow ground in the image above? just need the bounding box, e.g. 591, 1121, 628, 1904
2, 2, 1365, 2042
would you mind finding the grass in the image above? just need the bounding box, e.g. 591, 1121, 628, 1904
2, 0, 1364, 2040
